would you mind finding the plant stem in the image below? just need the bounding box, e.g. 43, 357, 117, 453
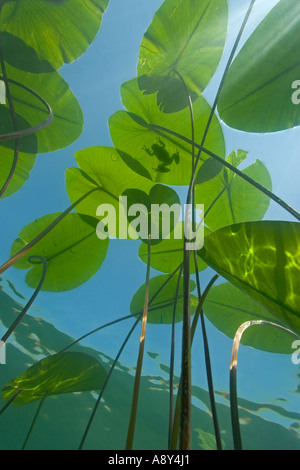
193, 253, 222, 450
78, 263, 183, 450
0, 188, 97, 275
170, 273, 220, 449
21, 395, 47, 450
172, 69, 195, 452
1, 256, 47, 343
78, 314, 142, 450
230, 320, 298, 450
0, 390, 21, 416
168, 265, 183, 448
0, 76, 54, 143
230, 320, 299, 451
126, 235, 151, 450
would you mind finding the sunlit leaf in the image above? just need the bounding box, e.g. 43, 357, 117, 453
10, 213, 109, 292
0, 63, 83, 154
218, 0, 300, 132
137, 0, 228, 112
66, 146, 155, 239
130, 274, 198, 324
199, 221, 300, 335
109, 78, 225, 185
1, 352, 107, 406
204, 282, 296, 354
195, 150, 272, 230
0, 0, 110, 70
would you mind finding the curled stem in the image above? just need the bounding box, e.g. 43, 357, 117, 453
0, 76, 54, 143
230, 320, 299, 450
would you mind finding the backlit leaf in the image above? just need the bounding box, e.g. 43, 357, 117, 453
109, 78, 225, 185
137, 0, 228, 112
0, 0, 110, 70
218, 0, 300, 132
1, 352, 107, 406
10, 213, 109, 292
204, 282, 296, 354
199, 221, 300, 335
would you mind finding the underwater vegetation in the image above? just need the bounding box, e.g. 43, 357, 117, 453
0, 0, 299, 451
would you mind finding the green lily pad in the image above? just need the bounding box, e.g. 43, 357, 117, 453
10, 213, 109, 292
65, 146, 155, 239
137, 0, 228, 112
199, 221, 300, 335
204, 282, 297, 354
0, 63, 83, 154
0, 0, 109, 70
109, 78, 225, 185
218, 0, 300, 132
195, 150, 272, 230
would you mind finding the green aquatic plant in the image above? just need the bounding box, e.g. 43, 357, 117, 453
0, 0, 300, 451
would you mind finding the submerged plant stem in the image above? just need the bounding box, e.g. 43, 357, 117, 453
78, 314, 142, 450
1, 256, 47, 343
193, 253, 222, 450
170, 274, 220, 449
126, 235, 151, 450
22, 395, 47, 450
230, 320, 298, 450
169, 265, 183, 448
78, 264, 182, 450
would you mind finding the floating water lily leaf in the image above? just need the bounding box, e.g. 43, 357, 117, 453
10, 213, 109, 292
1, 352, 107, 406
218, 0, 300, 132
66, 147, 155, 239
138, 222, 208, 274
137, 0, 228, 112
198, 221, 300, 335
195, 150, 272, 230
130, 274, 198, 324
109, 78, 225, 185
0, 63, 83, 154
0, 0, 109, 70
204, 282, 296, 354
